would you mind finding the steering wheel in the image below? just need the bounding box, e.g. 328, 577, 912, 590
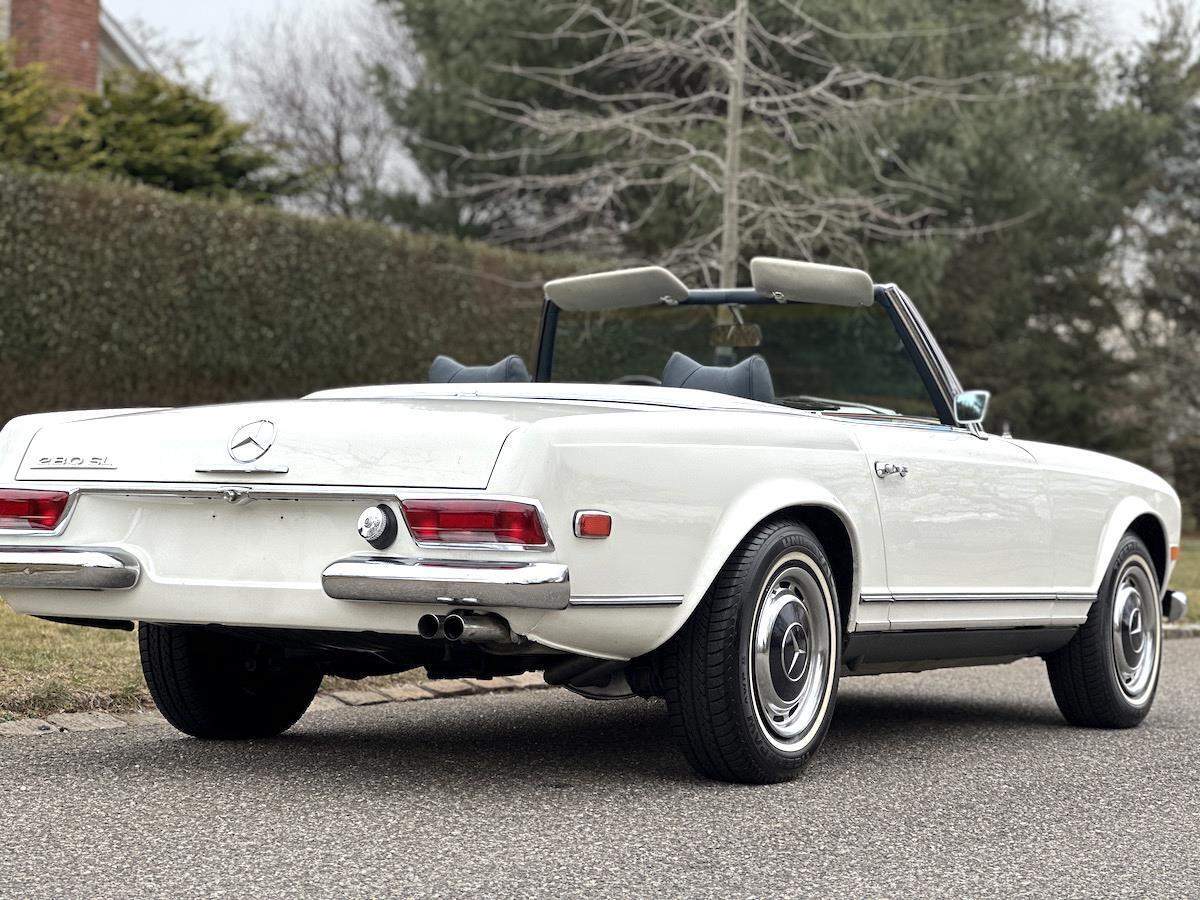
609, 375, 662, 386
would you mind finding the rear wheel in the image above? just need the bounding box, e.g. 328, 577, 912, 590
139, 624, 321, 739
661, 520, 842, 783
1046, 533, 1162, 728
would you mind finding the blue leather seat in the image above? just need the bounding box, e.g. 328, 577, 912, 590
428, 355, 532, 384
661, 352, 775, 403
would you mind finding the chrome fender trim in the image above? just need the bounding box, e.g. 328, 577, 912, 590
0, 547, 141, 591
322, 556, 570, 610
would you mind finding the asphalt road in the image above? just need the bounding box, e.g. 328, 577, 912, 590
2, 643, 1198, 899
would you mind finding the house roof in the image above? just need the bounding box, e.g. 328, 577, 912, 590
99, 5, 154, 73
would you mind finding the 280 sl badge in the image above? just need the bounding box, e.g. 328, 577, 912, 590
32, 455, 115, 469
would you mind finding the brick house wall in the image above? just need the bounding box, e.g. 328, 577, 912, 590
9, 0, 102, 91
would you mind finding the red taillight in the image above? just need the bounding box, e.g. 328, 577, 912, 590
0, 489, 71, 531
400, 499, 548, 546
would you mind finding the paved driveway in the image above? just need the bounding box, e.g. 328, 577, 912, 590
2, 642, 1198, 898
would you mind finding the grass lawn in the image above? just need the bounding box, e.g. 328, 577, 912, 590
1170, 535, 1200, 624
0, 598, 424, 721
2, 534, 1198, 721
0, 599, 145, 721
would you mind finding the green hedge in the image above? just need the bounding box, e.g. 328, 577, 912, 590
0, 167, 584, 424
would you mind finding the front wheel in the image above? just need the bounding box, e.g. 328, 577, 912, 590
139, 624, 322, 739
661, 520, 842, 783
1046, 533, 1162, 728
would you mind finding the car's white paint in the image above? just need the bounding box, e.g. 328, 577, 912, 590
15, 399, 600, 489
0, 381, 1181, 662
852, 421, 1055, 595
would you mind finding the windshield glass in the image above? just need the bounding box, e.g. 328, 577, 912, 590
550, 300, 940, 419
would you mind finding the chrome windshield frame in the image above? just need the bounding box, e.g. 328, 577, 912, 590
878, 284, 983, 438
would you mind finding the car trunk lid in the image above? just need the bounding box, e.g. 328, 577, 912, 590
15, 398, 594, 489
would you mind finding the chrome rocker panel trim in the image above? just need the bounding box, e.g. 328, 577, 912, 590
322, 556, 571, 610
0, 547, 140, 591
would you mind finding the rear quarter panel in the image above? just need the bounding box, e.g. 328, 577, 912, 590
489, 408, 884, 658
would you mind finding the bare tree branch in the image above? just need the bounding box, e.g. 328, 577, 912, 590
416, 0, 1036, 282
225, 1, 418, 220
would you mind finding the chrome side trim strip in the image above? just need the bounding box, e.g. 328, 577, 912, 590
860, 592, 1097, 604
853, 592, 1096, 633
894, 592, 1058, 603
322, 556, 570, 610
0, 547, 140, 590
569, 595, 684, 607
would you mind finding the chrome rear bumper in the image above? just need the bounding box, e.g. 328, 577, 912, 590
1165, 590, 1188, 623
322, 556, 570, 610
0, 547, 140, 591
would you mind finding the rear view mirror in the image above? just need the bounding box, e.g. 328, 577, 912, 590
954, 390, 990, 425
710, 324, 763, 348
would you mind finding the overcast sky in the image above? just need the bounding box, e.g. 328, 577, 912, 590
103, 0, 358, 87
104, 0, 1167, 96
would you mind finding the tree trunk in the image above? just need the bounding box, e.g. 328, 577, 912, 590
718, 0, 750, 289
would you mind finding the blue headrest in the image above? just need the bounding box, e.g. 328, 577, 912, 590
428, 355, 532, 384
661, 352, 775, 404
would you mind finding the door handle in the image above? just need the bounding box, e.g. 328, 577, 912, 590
874, 461, 908, 479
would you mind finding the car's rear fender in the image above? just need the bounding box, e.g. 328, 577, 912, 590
490, 412, 884, 659
524, 479, 876, 661
680, 479, 871, 634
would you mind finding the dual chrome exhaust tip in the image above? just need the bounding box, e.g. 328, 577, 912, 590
417, 611, 513, 643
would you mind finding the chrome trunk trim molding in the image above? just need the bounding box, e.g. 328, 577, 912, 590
194, 464, 290, 475
0, 547, 140, 590
321, 556, 570, 610
6, 481, 402, 501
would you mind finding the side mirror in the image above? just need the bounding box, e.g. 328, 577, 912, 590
954, 390, 990, 425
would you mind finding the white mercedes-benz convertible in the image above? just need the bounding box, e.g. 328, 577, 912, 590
0, 258, 1187, 783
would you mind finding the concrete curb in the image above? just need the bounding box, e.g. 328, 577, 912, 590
0, 672, 554, 738
1165, 623, 1200, 640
